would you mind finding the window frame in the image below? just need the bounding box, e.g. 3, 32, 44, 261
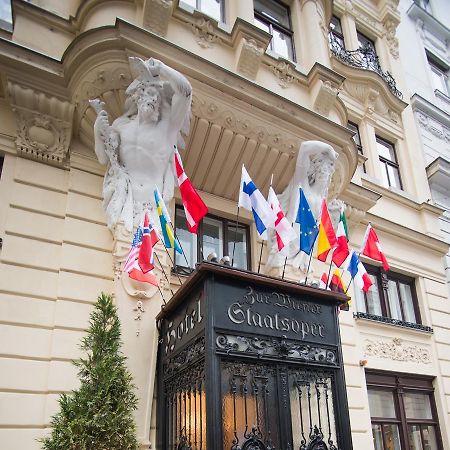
357, 30, 376, 53
329, 15, 344, 47
254, 0, 296, 62
376, 136, 403, 190
367, 371, 444, 450
357, 265, 422, 325
182, 0, 225, 23
174, 205, 251, 271
427, 56, 449, 97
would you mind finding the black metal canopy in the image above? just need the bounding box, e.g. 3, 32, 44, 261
156, 263, 353, 450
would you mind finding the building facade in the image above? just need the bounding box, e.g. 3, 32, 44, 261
0, 1, 449, 449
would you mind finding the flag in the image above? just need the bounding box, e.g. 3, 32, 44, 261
123, 226, 159, 286
267, 186, 296, 251
329, 269, 346, 294
295, 188, 319, 255
347, 251, 372, 293
317, 199, 337, 262
174, 148, 208, 233
138, 211, 160, 274
340, 210, 349, 241
154, 187, 182, 254
319, 272, 330, 290
332, 213, 350, 267
123, 226, 143, 273
239, 165, 276, 239
361, 224, 389, 271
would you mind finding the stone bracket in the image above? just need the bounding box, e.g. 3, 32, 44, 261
141, 0, 174, 36
7, 81, 74, 167
313, 79, 340, 116
236, 35, 265, 79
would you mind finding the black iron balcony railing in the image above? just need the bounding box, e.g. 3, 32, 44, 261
329, 33, 403, 99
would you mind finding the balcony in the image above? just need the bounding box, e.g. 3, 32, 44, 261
329, 33, 403, 99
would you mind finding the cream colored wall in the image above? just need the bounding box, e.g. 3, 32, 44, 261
1, 1, 449, 449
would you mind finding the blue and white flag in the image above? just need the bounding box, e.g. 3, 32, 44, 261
239, 165, 276, 240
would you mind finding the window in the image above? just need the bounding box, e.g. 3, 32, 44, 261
415, 0, 433, 14
182, 0, 224, 23
347, 122, 366, 173
357, 30, 376, 53
0, 0, 12, 31
367, 371, 443, 450
254, 0, 295, 61
355, 265, 421, 325
329, 15, 344, 47
376, 136, 402, 189
428, 58, 449, 96
174, 206, 250, 271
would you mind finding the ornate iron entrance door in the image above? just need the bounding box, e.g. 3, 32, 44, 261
156, 264, 353, 450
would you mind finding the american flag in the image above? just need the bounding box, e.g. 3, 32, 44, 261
123, 226, 143, 273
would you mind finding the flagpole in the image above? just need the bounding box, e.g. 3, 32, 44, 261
257, 240, 264, 273
281, 256, 288, 280
344, 276, 354, 295
161, 244, 183, 285
304, 228, 319, 285
172, 228, 191, 269
154, 252, 175, 296
231, 205, 241, 267
326, 260, 334, 289
157, 285, 167, 306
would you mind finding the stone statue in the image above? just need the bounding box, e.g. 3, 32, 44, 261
90, 57, 192, 231
265, 140, 338, 273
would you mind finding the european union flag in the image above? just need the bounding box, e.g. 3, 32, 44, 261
295, 188, 319, 255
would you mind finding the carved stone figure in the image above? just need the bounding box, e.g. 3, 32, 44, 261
91, 57, 192, 231
265, 140, 338, 273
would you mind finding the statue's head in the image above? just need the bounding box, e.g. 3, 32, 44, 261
126, 81, 162, 122
304, 142, 338, 191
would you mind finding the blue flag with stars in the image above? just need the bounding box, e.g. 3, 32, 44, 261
295, 188, 319, 254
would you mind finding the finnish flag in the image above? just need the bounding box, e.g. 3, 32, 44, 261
239, 165, 276, 240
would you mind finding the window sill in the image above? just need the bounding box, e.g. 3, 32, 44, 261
353, 312, 433, 333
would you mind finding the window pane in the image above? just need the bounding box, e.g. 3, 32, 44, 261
330, 16, 343, 35
421, 425, 439, 450
175, 208, 197, 268
182, 0, 197, 8
355, 288, 367, 313
368, 390, 397, 418
372, 424, 384, 450
408, 424, 423, 450
254, 16, 270, 33
387, 164, 402, 189
0, 0, 12, 29
366, 274, 382, 316
272, 28, 293, 60
382, 424, 402, 450
387, 280, 403, 320
228, 225, 248, 270
357, 31, 376, 53
347, 122, 362, 148
379, 161, 390, 188
200, 0, 223, 22
202, 217, 223, 260
254, 0, 290, 28
404, 393, 432, 420
399, 282, 416, 323
376, 139, 396, 162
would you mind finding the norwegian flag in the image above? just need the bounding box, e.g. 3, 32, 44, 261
174, 148, 208, 233
123, 226, 143, 273
138, 211, 160, 274
267, 186, 296, 251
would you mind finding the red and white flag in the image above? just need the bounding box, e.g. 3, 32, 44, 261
174, 149, 208, 233
267, 186, 296, 251
360, 224, 389, 271
332, 218, 350, 267
319, 272, 330, 290
138, 211, 160, 274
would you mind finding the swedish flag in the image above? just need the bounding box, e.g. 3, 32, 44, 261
154, 188, 182, 254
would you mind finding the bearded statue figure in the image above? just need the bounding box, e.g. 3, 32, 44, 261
90, 57, 192, 231
265, 140, 338, 274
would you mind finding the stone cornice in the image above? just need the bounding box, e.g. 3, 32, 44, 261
411, 94, 450, 130
407, 3, 450, 45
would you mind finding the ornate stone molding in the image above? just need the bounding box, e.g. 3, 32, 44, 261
141, 0, 173, 36
190, 13, 221, 48
313, 80, 340, 116
216, 333, 338, 365
416, 111, 450, 143
270, 60, 296, 88
7, 82, 74, 167
191, 93, 298, 153
364, 337, 432, 364
383, 19, 399, 59
236, 36, 265, 79
163, 336, 206, 376
341, 0, 384, 36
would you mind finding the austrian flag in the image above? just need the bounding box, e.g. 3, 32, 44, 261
174, 148, 208, 233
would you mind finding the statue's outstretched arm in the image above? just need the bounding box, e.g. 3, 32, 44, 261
148, 58, 192, 132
